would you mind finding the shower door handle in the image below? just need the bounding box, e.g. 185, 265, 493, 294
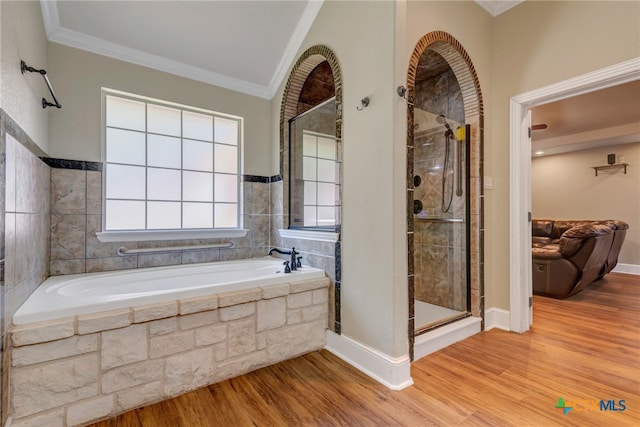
456, 140, 463, 197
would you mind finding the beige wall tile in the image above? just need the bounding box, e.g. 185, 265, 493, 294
51, 169, 86, 214
86, 171, 102, 214
50, 214, 86, 260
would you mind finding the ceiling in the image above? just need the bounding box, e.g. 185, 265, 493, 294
41, 0, 323, 99
42, 1, 637, 156
41, 1, 520, 100
531, 81, 640, 157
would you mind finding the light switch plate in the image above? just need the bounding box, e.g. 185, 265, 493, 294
484, 176, 493, 189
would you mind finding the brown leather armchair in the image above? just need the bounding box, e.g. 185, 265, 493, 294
603, 220, 629, 275
531, 220, 618, 298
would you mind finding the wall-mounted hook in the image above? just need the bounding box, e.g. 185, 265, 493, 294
397, 85, 407, 99
356, 97, 370, 111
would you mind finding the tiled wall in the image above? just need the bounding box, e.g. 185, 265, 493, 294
3, 135, 51, 326
412, 64, 467, 312
1, 111, 52, 424
49, 167, 272, 275
414, 221, 467, 311
414, 68, 464, 123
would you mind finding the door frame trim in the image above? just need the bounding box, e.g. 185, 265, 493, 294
509, 57, 640, 333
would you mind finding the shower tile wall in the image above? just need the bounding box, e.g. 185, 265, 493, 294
49, 168, 272, 275
414, 221, 466, 311
413, 68, 466, 312
415, 69, 464, 123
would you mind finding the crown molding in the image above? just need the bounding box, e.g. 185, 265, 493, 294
475, 0, 525, 17
48, 26, 271, 99
40, 0, 60, 38
267, 0, 324, 98
40, 0, 296, 100
40, 0, 322, 99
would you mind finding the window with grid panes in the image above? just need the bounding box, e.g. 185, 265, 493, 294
102, 89, 242, 234
301, 130, 337, 227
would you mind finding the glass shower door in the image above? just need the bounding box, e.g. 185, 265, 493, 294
413, 109, 470, 332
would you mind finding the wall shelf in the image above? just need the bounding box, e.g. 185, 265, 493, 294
592, 163, 628, 176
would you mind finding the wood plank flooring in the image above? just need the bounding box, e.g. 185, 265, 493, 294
90, 273, 640, 426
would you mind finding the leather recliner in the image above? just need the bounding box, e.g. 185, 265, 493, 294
531, 220, 622, 298
603, 220, 629, 275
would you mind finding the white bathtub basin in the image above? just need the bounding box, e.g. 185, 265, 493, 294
14, 257, 325, 325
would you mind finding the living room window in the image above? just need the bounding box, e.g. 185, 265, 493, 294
98, 89, 244, 242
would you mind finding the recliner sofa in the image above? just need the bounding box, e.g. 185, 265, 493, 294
531, 219, 628, 298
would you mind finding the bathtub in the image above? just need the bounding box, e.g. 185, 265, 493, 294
13, 256, 325, 325
9, 257, 329, 426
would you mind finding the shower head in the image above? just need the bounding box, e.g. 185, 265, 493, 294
436, 114, 453, 135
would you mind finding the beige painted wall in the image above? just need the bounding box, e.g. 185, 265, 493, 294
273, 0, 401, 356
0, 0, 49, 150
490, 0, 640, 309
532, 143, 640, 265
271, 0, 493, 358
48, 44, 272, 176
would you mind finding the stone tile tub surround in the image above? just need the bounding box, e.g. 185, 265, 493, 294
49, 164, 273, 276
7, 278, 329, 426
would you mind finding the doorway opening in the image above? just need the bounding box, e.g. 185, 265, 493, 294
508, 58, 640, 332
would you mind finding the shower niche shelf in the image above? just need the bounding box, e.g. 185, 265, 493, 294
592, 163, 628, 176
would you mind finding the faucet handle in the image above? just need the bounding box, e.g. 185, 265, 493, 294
282, 261, 291, 274
296, 256, 303, 268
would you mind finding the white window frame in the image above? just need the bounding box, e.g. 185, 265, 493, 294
97, 88, 246, 242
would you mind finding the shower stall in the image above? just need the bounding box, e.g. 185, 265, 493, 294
413, 109, 470, 333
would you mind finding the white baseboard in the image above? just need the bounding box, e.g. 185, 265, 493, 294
484, 307, 511, 331
413, 316, 482, 361
612, 263, 640, 275
325, 330, 414, 390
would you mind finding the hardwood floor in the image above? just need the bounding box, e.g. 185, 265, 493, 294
90, 273, 640, 426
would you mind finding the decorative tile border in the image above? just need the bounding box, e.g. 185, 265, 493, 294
243, 175, 283, 183
41, 158, 102, 171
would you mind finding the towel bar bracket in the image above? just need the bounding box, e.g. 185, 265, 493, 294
20, 60, 62, 109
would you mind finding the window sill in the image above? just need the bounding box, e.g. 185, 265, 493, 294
279, 229, 339, 243
96, 229, 248, 243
